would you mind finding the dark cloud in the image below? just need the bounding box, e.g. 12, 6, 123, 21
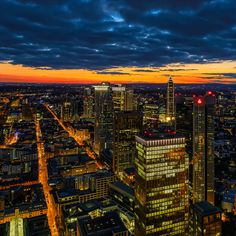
96, 71, 130, 75
0, 0, 235, 70
133, 69, 159, 72
160, 68, 198, 72
203, 73, 236, 79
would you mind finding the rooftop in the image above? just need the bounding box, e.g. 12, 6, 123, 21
138, 131, 183, 140
192, 201, 221, 216
78, 211, 127, 236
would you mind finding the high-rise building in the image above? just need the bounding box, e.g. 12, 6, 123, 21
143, 104, 159, 130
93, 82, 113, 155
192, 92, 215, 204
112, 85, 136, 111
61, 101, 72, 122
135, 132, 189, 236
189, 201, 222, 236
83, 87, 94, 118
112, 111, 142, 179
205, 91, 216, 205
166, 76, 175, 122
192, 96, 206, 203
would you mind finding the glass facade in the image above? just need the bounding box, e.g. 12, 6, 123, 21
193, 96, 206, 203
135, 134, 189, 235
93, 82, 114, 155
113, 111, 142, 179
192, 93, 215, 205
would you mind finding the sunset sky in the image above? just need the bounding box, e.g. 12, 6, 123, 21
0, 0, 236, 84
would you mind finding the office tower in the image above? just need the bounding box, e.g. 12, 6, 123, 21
193, 96, 206, 203
83, 87, 94, 118
166, 76, 175, 122
143, 104, 159, 130
112, 111, 142, 179
93, 82, 113, 155
61, 101, 72, 122
71, 100, 81, 121
205, 91, 216, 205
176, 96, 193, 157
112, 85, 136, 111
135, 132, 189, 236
189, 201, 222, 236
192, 93, 215, 204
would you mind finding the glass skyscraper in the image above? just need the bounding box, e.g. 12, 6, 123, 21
93, 82, 113, 155
135, 132, 189, 235
192, 92, 215, 205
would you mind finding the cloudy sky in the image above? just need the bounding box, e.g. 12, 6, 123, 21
0, 0, 235, 83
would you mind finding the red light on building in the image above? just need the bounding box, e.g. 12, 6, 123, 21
207, 91, 213, 95
197, 98, 203, 104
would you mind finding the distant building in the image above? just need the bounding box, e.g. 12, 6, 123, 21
135, 132, 189, 235
166, 76, 175, 122
205, 91, 216, 205
143, 104, 159, 130
112, 85, 136, 111
93, 82, 113, 155
61, 101, 72, 122
83, 87, 94, 118
112, 111, 142, 179
189, 201, 222, 236
192, 92, 216, 204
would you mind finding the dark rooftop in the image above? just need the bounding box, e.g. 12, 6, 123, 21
192, 201, 221, 216
136, 131, 183, 141
109, 181, 134, 199
78, 211, 127, 236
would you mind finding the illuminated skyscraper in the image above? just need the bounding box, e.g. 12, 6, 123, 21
192, 96, 206, 203
112, 111, 142, 179
166, 76, 175, 122
192, 93, 215, 204
83, 87, 94, 118
61, 101, 72, 122
112, 85, 136, 111
93, 82, 113, 155
135, 132, 189, 236
205, 92, 216, 205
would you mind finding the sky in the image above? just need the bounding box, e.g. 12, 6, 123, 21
0, 0, 236, 84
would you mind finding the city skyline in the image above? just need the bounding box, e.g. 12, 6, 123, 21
0, 0, 236, 84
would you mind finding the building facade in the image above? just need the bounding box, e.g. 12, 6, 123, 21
192, 93, 215, 204
189, 201, 221, 236
166, 76, 175, 122
112, 111, 142, 179
135, 133, 189, 235
93, 82, 114, 155
112, 85, 136, 112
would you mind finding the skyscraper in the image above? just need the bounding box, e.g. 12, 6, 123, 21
61, 101, 72, 122
93, 82, 113, 155
192, 92, 215, 204
83, 87, 94, 118
205, 92, 216, 205
112, 85, 136, 111
166, 76, 175, 122
135, 132, 189, 236
112, 111, 142, 179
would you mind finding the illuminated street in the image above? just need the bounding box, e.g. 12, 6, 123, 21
45, 103, 104, 169
35, 118, 61, 236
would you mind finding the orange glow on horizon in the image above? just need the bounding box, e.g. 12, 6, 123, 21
0, 61, 235, 84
